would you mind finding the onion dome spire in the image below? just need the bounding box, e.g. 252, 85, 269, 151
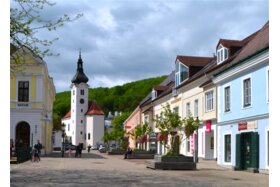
71, 49, 89, 84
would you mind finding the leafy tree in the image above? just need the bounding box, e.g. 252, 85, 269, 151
107, 112, 131, 146
184, 113, 200, 138
135, 124, 143, 139
10, 0, 82, 72
153, 103, 186, 155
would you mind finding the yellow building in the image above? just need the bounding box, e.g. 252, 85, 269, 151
10, 46, 56, 155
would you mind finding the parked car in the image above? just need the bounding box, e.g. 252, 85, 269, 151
99, 147, 107, 153
64, 144, 76, 150
98, 144, 104, 150
91, 145, 98, 150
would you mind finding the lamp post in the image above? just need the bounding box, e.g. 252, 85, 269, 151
61, 123, 66, 157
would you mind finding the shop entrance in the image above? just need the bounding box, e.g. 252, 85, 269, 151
235, 132, 259, 171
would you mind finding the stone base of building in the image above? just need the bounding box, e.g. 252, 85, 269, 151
146, 155, 196, 170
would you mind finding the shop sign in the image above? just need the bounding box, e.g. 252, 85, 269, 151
206, 120, 211, 133
238, 122, 247, 131
247, 121, 258, 130
190, 134, 196, 152
124, 125, 131, 129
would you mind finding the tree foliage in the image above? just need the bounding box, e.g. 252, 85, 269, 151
153, 103, 186, 155
134, 122, 151, 139
104, 112, 130, 146
10, 0, 82, 72
184, 113, 200, 138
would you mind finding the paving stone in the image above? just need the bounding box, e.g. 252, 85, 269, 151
10, 150, 268, 187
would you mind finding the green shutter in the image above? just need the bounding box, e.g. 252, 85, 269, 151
235, 134, 242, 170
250, 132, 259, 169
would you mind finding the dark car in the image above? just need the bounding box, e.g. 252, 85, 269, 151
64, 143, 76, 150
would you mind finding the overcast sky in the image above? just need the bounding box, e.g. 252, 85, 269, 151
32, 0, 268, 92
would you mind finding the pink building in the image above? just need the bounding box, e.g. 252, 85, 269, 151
124, 106, 142, 149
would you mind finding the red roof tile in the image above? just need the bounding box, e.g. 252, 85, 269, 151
62, 111, 71, 119
176, 56, 213, 67
86, 100, 104, 115
153, 85, 168, 91
231, 22, 269, 64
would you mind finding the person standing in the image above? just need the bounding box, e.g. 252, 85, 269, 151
35, 140, 42, 161
87, 144, 91, 153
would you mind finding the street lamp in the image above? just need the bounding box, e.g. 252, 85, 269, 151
61, 123, 66, 157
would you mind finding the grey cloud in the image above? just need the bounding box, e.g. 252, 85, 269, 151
40, 0, 268, 92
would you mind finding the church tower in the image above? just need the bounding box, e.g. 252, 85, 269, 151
70, 51, 89, 146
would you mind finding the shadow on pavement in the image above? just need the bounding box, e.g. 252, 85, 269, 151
44, 152, 107, 159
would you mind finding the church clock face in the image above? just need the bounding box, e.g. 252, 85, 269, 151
80, 98, 84, 104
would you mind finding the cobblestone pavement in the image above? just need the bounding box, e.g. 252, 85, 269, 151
10, 151, 268, 187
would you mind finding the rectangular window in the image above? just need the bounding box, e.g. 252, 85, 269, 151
186, 102, 190, 118
18, 81, 29, 102
243, 78, 251, 107
267, 130, 269, 166
173, 107, 179, 114
81, 120, 83, 123
225, 48, 228, 59
88, 133, 90, 140
224, 86, 230, 112
210, 136, 214, 150
81, 89, 84, 95
68, 124, 70, 131
73, 90, 75, 95
205, 90, 214, 112
194, 99, 198, 117
224, 134, 231, 162
175, 73, 180, 87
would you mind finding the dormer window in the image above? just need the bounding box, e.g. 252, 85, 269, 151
217, 45, 228, 64
152, 89, 157, 100
175, 61, 189, 87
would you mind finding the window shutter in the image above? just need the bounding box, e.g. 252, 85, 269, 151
235, 134, 242, 170
250, 132, 259, 169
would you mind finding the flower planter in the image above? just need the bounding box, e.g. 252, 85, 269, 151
127, 150, 155, 159
146, 155, 196, 170
107, 148, 126, 155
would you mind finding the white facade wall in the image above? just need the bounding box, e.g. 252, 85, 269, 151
10, 110, 42, 147
86, 115, 104, 147
52, 131, 62, 148
70, 83, 88, 146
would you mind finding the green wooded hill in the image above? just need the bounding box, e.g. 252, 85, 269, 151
53, 75, 167, 130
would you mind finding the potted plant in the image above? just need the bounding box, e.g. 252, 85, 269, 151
146, 103, 196, 170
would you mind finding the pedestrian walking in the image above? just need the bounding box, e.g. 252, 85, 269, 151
87, 144, 91, 153
75, 146, 79, 158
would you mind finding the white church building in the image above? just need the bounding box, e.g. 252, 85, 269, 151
61, 52, 105, 148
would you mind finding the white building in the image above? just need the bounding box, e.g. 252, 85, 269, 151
61, 52, 105, 148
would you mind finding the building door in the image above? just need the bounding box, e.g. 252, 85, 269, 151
236, 132, 259, 170
243, 133, 252, 169
16, 122, 30, 148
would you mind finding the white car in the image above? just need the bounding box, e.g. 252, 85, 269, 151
98, 145, 104, 150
